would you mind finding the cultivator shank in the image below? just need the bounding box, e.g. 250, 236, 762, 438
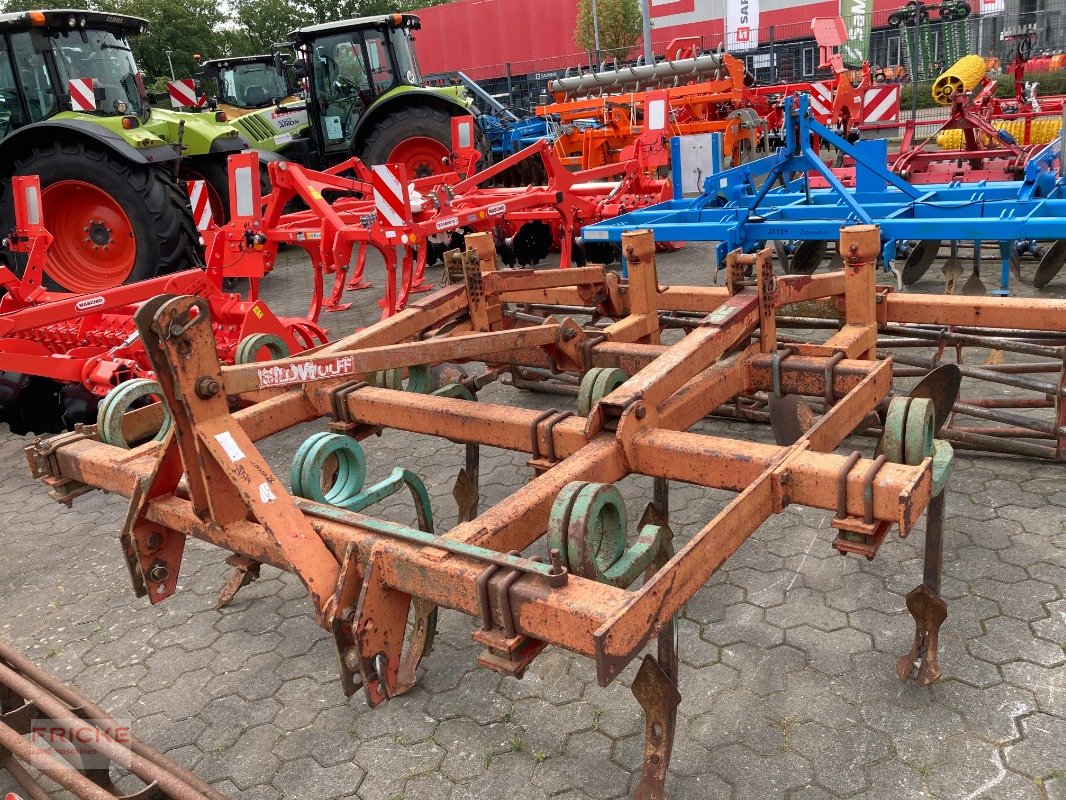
29, 226, 958, 797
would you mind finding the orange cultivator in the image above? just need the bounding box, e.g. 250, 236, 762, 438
537, 20, 869, 170
29, 224, 959, 798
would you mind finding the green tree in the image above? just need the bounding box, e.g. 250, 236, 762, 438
1, 0, 92, 10
575, 0, 642, 60
0, 0, 459, 77
109, 0, 226, 81
226, 0, 307, 56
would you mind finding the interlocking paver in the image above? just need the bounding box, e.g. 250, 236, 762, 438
1, 245, 1063, 799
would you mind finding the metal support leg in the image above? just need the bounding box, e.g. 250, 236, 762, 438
454, 442, 481, 523
633, 482, 679, 800
897, 490, 948, 686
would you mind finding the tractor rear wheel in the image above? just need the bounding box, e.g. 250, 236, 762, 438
360, 106, 453, 179
1, 141, 200, 293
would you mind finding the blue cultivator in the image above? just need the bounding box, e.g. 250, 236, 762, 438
583, 94, 1066, 295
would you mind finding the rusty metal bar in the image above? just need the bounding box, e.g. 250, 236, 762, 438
0, 641, 221, 800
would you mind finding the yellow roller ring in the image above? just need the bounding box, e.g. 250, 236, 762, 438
931, 55, 988, 105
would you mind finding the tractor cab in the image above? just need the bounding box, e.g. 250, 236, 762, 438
201, 53, 295, 114
0, 9, 151, 132
290, 14, 474, 175
0, 10, 251, 295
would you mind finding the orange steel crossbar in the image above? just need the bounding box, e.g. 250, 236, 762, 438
28, 226, 958, 800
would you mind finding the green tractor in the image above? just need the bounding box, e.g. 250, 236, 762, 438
0, 9, 253, 293
287, 14, 476, 176
199, 53, 310, 155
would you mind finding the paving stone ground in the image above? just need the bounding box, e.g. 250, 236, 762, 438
1, 244, 1064, 800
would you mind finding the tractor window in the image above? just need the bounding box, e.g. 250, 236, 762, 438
389, 27, 421, 85
52, 30, 144, 116
9, 33, 57, 122
310, 33, 369, 152
361, 30, 395, 93
0, 38, 29, 134
220, 63, 288, 108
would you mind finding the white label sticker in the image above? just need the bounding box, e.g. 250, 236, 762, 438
257, 355, 357, 389
274, 132, 293, 146
324, 115, 343, 141
74, 296, 105, 312
214, 431, 245, 463
487, 203, 507, 216
435, 216, 459, 231
258, 482, 277, 503
648, 98, 666, 132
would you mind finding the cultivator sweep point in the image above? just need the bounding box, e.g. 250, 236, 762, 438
29, 224, 962, 797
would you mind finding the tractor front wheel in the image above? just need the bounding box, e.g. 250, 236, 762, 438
1, 141, 200, 293
360, 106, 454, 179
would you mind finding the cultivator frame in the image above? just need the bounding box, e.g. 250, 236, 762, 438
584, 94, 1066, 294
29, 224, 963, 798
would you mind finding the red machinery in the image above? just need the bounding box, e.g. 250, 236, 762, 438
0, 176, 327, 437
536, 20, 869, 170
204, 108, 672, 321
821, 30, 1066, 189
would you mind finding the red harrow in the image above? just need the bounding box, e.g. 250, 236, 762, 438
203, 107, 672, 322
0, 107, 669, 437
0, 177, 327, 438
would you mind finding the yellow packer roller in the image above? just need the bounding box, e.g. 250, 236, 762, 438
935, 116, 1063, 148
931, 54, 988, 105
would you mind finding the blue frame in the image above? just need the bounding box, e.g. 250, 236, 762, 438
584, 95, 1066, 294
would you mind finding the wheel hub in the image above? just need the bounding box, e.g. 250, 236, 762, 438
86, 219, 112, 249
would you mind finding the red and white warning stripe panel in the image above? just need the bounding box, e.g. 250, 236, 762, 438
862, 85, 901, 124
186, 180, 214, 231
808, 81, 833, 119
68, 78, 96, 111
168, 78, 203, 109
371, 164, 412, 227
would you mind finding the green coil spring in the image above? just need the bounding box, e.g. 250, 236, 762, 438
577, 367, 629, 417
882, 396, 954, 496
98, 378, 173, 449
235, 333, 291, 364
371, 365, 432, 394
291, 432, 434, 533
548, 482, 670, 589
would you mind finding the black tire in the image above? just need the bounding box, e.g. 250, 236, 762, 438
0, 140, 200, 292
358, 105, 454, 178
